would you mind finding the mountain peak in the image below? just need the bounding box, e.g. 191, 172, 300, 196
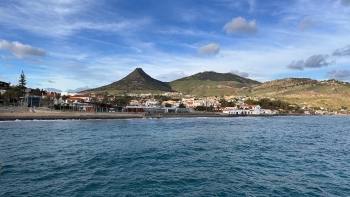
85, 68, 173, 93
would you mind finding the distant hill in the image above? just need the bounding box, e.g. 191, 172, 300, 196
236, 78, 350, 109
169, 71, 261, 96
84, 68, 173, 94
174, 71, 261, 84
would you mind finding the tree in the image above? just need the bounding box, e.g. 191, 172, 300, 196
2, 86, 22, 106
55, 93, 61, 103
18, 70, 26, 96
179, 103, 186, 108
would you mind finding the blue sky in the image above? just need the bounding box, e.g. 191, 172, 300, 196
1, 0, 350, 92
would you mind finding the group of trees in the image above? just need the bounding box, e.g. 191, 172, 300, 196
219, 98, 236, 107
0, 71, 26, 106
244, 98, 300, 111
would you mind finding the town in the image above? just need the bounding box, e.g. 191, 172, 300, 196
0, 81, 344, 116
1, 69, 348, 116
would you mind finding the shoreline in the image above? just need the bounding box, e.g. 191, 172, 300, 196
0, 108, 144, 121
0, 111, 301, 121
0, 107, 346, 121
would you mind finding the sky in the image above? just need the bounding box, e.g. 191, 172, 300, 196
1, 0, 350, 92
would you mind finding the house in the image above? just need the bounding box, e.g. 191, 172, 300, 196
145, 99, 158, 107
60, 92, 77, 96
28, 96, 42, 107
42, 93, 62, 105
228, 104, 261, 115
69, 94, 91, 103
163, 99, 177, 107
129, 99, 141, 106
223, 107, 235, 114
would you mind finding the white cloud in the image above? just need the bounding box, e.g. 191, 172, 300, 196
198, 43, 220, 56
48, 80, 55, 83
223, 17, 258, 35
298, 18, 321, 31
0, 40, 47, 59
326, 70, 350, 80
0, 1, 152, 38
333, 45, 350, 56
230, 70, 249, 77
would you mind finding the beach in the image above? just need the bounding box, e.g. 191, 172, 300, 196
0, 107, 144, 121
0, 106, 238, 121
0, 106, 303, 121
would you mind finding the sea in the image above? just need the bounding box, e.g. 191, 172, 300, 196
0, 116, 349, 196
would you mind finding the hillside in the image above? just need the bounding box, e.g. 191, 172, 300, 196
84, 68, 173, 94
173, 71, 261, 84
237, 78, 350, 109
170, 71, 261, 96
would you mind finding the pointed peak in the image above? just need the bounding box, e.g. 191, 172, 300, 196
133, 67, 144, 72
129, 67, 147, 76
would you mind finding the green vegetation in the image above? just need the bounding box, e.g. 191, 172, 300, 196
173, 71, 261, 84
170, 80, 240, 96
18, 70, 26, 96
1, 86, 22, 106
236, 78, 350, 110
245, 98, 300, 111
219, 98, 235, 107
195, 106, 215, 111
170, 71, 260, 96
30, 88, 47, 96
179, 103, 186, 108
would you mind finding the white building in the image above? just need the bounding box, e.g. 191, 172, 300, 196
60, 92, 77, 96
228, 104, 261, 115
145, 99, 159, 107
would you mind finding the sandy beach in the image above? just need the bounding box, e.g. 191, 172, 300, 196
0, 107, 145, 121
0, 106, 292, 121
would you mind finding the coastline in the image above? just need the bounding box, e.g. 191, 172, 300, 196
0, 108, 144, 121
0, 107, 345, 121
0, 107, 289, 121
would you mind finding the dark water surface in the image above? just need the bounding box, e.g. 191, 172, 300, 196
1, 116, 350, 196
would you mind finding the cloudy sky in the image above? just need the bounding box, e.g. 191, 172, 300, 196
1, 0, 350, 92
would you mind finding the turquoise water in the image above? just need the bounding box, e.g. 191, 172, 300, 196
0, 116, 350, 196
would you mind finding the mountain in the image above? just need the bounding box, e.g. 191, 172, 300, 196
236, 78, 350, 109
169, 71, 261, 96
84, 68, 173, 94
173, 71, 261, 84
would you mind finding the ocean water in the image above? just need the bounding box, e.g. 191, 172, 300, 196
0, 116, 350, 196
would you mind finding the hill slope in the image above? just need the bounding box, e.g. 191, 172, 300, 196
237, 78, 350, 109
85, 68, 173, 94
174, 71, 261, 84
170, 71, 261, 96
